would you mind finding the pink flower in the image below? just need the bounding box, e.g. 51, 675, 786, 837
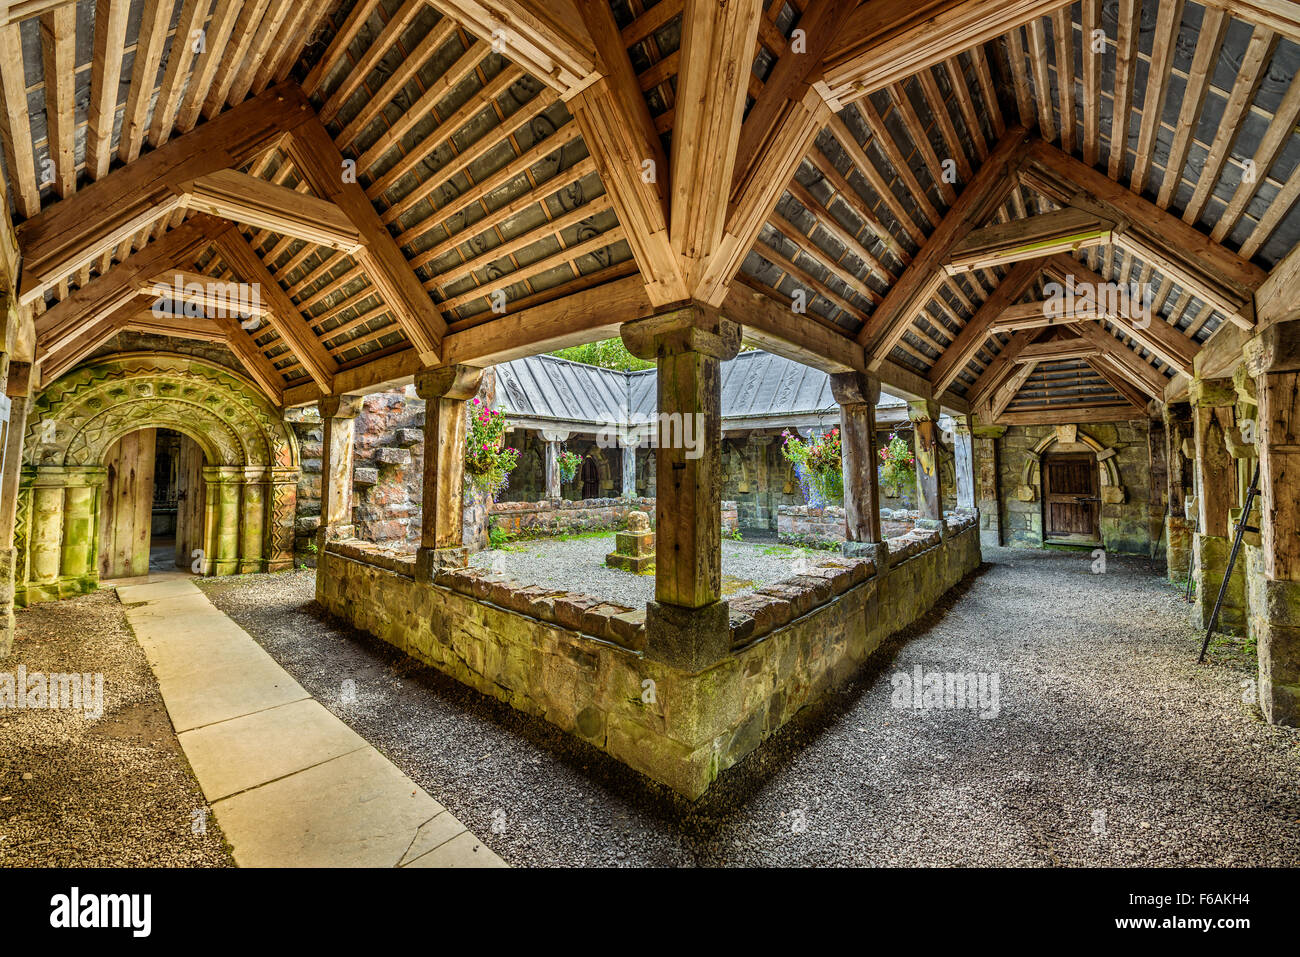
473, 398, 480, 405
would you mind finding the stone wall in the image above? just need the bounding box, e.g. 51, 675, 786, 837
491, 497, 657, 537
994, 421, 1158, 556
317, 515, 981, 798
777, 504, 921, 546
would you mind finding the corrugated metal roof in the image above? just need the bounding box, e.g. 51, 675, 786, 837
496, 350, 904, 426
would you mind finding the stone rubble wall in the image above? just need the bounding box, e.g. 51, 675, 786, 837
491, 497, 739, 538
318, 514, 981, 798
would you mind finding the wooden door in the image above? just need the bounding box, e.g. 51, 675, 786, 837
1043, 452, 1100, 542
581, 456, 599, 499
174, 435, 206, 570
98, 429, 157, 579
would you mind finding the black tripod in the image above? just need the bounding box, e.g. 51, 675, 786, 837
1197, 461, 1260, 663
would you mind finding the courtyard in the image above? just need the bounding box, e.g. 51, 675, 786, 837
5, 546, 1295, 867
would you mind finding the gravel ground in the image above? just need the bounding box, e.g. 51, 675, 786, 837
199, 546, 1300, 867
467, 533, 835, 604
0, 590, 233, 867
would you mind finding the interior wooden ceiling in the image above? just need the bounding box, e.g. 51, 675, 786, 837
2, 0, 1298, 425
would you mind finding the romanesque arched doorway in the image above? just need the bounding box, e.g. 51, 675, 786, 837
14, 353, 300, 606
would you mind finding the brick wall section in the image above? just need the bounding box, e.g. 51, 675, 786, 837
317, 514, 981, 798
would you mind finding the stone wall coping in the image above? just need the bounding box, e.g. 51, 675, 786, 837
490, 497, 739, 514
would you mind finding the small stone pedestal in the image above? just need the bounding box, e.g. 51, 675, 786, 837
607, 510, 655, 572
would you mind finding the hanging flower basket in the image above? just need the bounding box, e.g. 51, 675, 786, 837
781, 427, 843, 508
557, 449, 582, 483
464, 399, 519, 499
878, 432, 915, 499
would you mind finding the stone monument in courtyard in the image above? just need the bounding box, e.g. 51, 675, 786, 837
606, 510, 655, 572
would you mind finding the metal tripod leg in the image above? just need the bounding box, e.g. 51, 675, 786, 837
1198, 462, 1260, 663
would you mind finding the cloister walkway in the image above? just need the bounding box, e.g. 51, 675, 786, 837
203, 549, 1300, 867
119, 578, 503, 868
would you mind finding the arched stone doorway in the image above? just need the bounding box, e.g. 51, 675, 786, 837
1015, 425, 1127, 548
14, 353, 300, 606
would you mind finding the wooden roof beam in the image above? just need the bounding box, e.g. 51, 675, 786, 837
213, 226, 338, 394
17, 81, 314, 307
670, 0, 764, 300
285, 115, 446, 366
568, 0, 685, 306
180, 169, 363, 253
858, 124, 1032, 362
1013, 338, 1099, 363
818, 0, 1072, 106
1018, 139, 1266, 329
928, 257, 1043, 395
995, 403, 1145, 426
945, 207, 1114, 275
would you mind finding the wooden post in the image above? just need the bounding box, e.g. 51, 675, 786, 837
1190, 376, 1244, 633
0, 385, 29, 657
1245, 320, 1300, 724
316, 395, 364, 545
540, 430, 567, 501
953, 414, 975, 510
1164, 401, 1195, 582
622, 304, 740, 671
831, 371, 883, 556
909, 398, 944, 523
414, 365, 483, 578
621, 439, 637, 498
972, 420, 1006, 548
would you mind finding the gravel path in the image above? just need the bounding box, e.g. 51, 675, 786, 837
468, 533, 831, 604
200, 547, 1300, 867
1, 590, 233, 867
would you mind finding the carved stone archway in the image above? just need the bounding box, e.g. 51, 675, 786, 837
1015, 425, 1126, 504
15, 353, 300, 606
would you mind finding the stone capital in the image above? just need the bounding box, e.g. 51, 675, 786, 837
621, 304, 741, 361
907, 398, 940, 423
415, 364, 484, 402
318, 394, 365, 419
1189, 376, 1238, 408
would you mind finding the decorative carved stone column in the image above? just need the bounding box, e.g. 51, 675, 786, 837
317, 395, 365, 545
540, 429, 567, 501
908, 398, 944, 524
1191, 376, 1244, 633
1245, 321, 1300, 725
1163, 401, 1195, 582
414, 365, 484, 579
622, 304, 740, 671
831, 371, 884, 561
972, 420, 1006, 549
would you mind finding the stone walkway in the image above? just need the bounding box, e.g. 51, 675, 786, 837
117, 579, 503, 868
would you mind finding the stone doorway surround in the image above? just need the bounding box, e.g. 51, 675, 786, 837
13, 353, 301, 607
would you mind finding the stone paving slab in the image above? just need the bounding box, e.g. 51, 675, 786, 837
120, 579, 503, 868
179, 698, 369, 802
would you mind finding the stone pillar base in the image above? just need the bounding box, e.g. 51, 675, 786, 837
915, 517, 949, 538
1194, 533, 1246, 635
842, 540, 889, 570
318, 525, 356, 547
416, 545, 469, 581
645, 600, 731, 673
1166, 516, 1194, 585
1252, 578, 1300, 726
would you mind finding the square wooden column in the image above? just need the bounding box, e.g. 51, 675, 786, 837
831, 371, 883, 559
622, 304, 740, 671
908, 398, 944, 523
0, 370, 30, 658
540, 430, 567, 501
953, 415, 976, 510
1163, 401, 1195, 583
415, 365, 483, 578
972, 421, 1006, 548
316, 395, 364, 545
1245, 322, 1300, 725
621, 439, 637, 497
1190, 376, 1244, 633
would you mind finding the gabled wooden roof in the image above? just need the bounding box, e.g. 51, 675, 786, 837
2, 0, 1297, 428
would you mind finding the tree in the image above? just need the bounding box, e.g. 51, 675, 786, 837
550, 338, 654, 371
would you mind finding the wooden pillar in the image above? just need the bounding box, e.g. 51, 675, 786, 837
1164, 401, 1195, 582
908, 398, 944, 523
622, 304, 740, 671
1191, 376, 1244, 633
972, 421, 1006, 548
316, 395, 364, 544
414, 365, 484, 578
831, 371, 883, 555
1245, 321, 1300, 725
0, 386, 29, 657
